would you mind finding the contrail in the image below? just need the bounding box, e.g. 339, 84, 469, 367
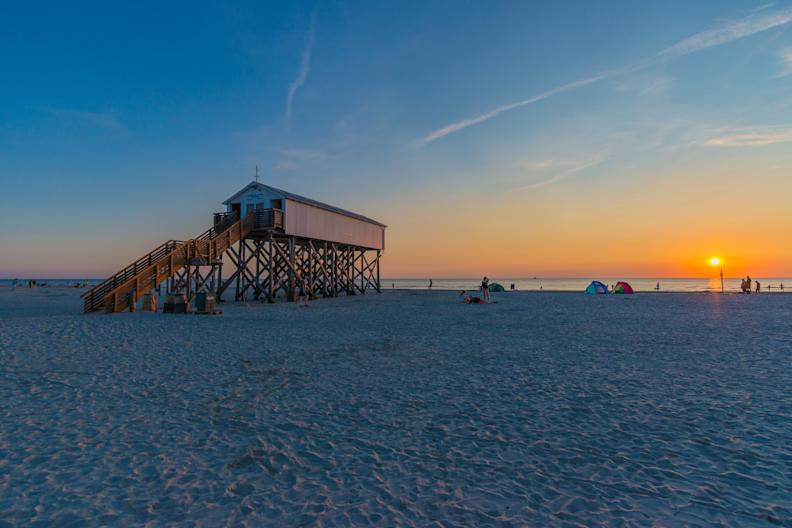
286, 15, 316, 128
418, 75, 604, 146
657, 7, 792, 58
419, 7, 792, 146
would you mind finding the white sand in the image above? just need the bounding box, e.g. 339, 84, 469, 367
1, 288, 791, 526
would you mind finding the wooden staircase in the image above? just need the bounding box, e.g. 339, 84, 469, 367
82, 212, 254, 313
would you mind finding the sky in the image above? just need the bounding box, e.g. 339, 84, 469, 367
2, 1, 792, 278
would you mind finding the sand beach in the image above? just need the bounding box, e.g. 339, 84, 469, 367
1, 287, 790, 526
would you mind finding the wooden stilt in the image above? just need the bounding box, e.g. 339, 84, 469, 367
267, 233, 275, 302
376, 250, 381, 292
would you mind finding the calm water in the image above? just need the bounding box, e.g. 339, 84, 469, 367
0, 279, 102, 288
3, 277, 792, 293
384, 277, 792, 293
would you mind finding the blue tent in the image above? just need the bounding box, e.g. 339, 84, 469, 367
585, 280, 608, 294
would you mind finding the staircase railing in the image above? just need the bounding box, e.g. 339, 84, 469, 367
81, 239, 186, 313
86, 212, 254, 313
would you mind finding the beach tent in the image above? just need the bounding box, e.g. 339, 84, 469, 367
613, 281, 634, 294
585, 281, 608, 294
488, 283, 505, 293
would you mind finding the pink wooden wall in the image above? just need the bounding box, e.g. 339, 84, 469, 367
284, 199, 385, 250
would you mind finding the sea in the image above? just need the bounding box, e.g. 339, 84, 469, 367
3, 277, 791, 293
383, 277, 792, 293
6, 277, 792, 293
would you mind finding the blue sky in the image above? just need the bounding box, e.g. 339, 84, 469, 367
2, 1, 792, 277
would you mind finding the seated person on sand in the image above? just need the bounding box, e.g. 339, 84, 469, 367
458, 290, 489, 304
465, 295, 487, 304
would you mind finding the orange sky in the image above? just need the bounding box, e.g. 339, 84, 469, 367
4, 139, 792, 280
379, 156, 792, 278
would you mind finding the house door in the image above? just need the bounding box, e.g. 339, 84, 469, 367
231, 203, 241, 218
270, 199, 283, 210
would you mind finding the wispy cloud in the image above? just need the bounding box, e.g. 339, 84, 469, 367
776, 48, 792, 77
40, 107, 125, 130
418, 75, 604, 146
657, 7, 792, 58
419, 7, 792, 146
273, 148, 322, 170
517, 153, 608, 190
516, 159, 580, 170
702, 126, 792, 147
285, 15, 316, 128
613, 74, 674, 98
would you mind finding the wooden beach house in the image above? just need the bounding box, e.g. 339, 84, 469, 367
82, 181, 386, 313
221, 182, 385, 250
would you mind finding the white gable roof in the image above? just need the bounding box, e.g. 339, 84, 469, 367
223, 182, 386, 227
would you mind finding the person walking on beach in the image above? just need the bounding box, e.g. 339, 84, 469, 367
755, 280, 761, 293
429, 279, 433, 290
481, 276, 490, 302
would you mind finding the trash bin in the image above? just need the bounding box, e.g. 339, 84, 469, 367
164, 294, 187, 314
195, 292, 216, 314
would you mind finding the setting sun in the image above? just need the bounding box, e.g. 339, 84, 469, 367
708, 256, 722, 267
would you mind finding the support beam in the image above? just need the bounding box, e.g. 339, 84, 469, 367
204, 231, 383, 305
376, 250, 381, 292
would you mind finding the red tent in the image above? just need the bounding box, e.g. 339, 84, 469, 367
614, 281, 634, 294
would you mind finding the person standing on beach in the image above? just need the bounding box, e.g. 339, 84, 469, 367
297, 279, 309, 307
481, 276, 490, 302
429, 279, 432, 290
755, 280, 761, 293
746, 276, 752, 294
